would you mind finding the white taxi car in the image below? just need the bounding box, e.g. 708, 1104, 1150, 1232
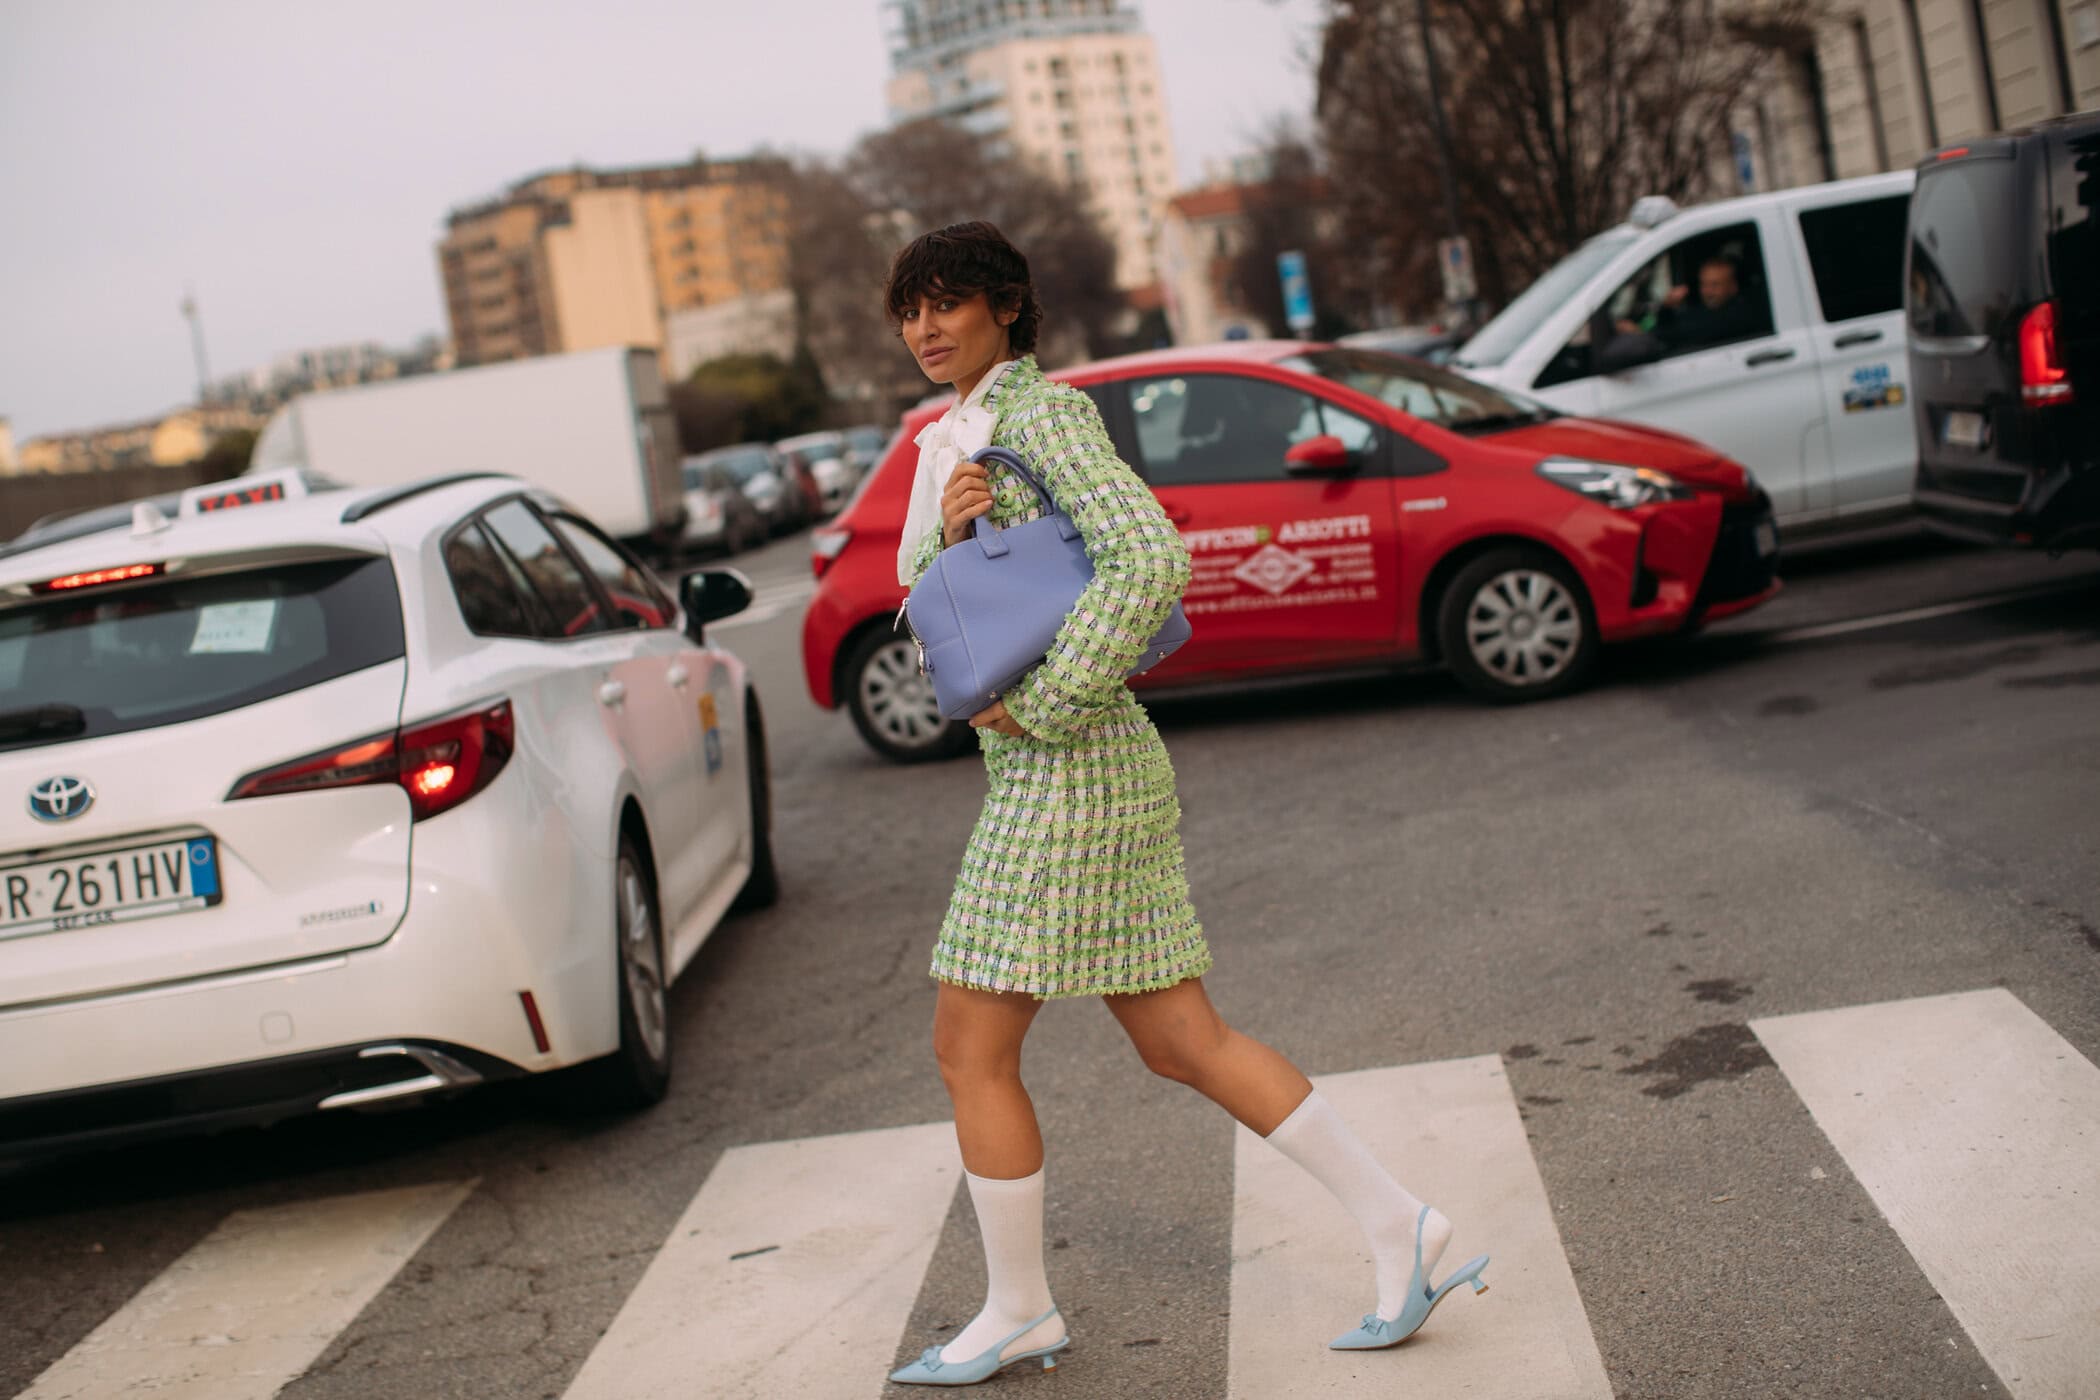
0, 469, 776, 1161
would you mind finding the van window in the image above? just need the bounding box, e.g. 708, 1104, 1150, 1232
1539, 220, 1774, 387
1798, 195, 1908, 323
1909, 159, 2022, 340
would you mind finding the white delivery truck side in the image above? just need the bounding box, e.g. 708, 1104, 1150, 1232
251, 346, 685, 555
1452, 171, 1917, 535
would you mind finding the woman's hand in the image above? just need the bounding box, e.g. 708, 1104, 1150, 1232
942, 461, 995, 547
969, 699, 1027, 738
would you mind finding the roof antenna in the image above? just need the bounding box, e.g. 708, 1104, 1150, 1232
132, 500, 173, 536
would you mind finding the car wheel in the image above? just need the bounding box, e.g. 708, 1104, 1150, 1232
732, 697, 779, 911
1436, 546, 1599, 702
574, 834, 672, 1109
841, 626, 976, 763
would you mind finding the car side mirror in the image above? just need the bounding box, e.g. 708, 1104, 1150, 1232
1283, 434, 1355, 475
680, 568, 752, 642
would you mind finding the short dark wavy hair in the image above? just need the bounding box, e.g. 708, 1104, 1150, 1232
884, 221, 1043, 354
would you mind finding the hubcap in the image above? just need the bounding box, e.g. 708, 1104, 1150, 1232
859, 638, 947, 747
618, 856, 668, 1064
1465, 569, 1582, 687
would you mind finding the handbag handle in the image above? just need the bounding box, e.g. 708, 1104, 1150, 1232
964, 445, 1079, 555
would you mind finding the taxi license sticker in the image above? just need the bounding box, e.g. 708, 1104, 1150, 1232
190, 599, 279, 654
1843, 363, 1905, 413
699, 692, 723, 776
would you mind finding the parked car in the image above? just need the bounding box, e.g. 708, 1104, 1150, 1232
803, 342, 1779, 762
1907, 113, 2100, 551
843, 424, 895, 475
775, 431, 858, 515
680, 455, 767, 557
1452, 171, 1917, 539
690, 443, 804, 536
250, 346, 687, 562
0, 468, 777, 1161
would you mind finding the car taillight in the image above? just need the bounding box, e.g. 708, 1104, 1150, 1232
811, 526, 852, 578
227, 699, 514, 822
2020, 301, 2074, 405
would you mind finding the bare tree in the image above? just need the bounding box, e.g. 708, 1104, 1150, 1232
1317, 0, 1826, 317
850, 120, 1123, 362
1222, 127, 1376, 338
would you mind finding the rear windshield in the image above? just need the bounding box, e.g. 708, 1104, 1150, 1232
1909, 158, 2024, 340
1277, 348, 1557, 434
0, 557, 404, 753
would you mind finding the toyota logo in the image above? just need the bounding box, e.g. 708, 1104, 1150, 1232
27, 776, 95, 823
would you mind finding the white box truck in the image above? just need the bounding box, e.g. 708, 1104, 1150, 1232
250, 346, 686, 556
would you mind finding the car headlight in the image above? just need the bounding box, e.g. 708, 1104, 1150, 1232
1536, 458, 1695, 509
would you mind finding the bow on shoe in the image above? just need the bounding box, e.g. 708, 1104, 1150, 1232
914, 1347, 947, 1372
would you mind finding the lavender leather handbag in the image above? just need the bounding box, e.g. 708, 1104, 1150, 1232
904, 445, 1191, 722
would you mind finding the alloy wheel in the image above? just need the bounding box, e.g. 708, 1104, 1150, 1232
858, 637, 947, 749
617, 855, 668, 1065
1464, 569, 1584, 688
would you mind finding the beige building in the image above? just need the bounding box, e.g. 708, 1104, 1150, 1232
13, 406, 262, 475
885, 0, 1177, 292
1730, 1, 2096, 193
438, 159, 790, 370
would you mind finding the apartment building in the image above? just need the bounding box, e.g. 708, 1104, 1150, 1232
437, 159, 790, 369
884, 0, 1178, 292
1733, 1, 2097, 194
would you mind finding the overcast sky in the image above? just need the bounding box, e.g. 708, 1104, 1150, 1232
0, 0, 1325, 442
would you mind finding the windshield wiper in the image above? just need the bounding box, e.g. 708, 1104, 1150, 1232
0, 703, 87, 745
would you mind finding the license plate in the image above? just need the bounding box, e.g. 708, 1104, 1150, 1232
0, 836, 222, 942
1754, 520, 1779, 558
1944, 411, 1987, 448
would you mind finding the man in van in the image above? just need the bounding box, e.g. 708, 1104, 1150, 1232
1619, 255, 1762, 351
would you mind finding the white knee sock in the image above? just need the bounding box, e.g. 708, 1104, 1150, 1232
940, 1167, 1064, 1363
1264, 1089, 1451, 1322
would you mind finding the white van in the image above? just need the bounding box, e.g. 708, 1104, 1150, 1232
1451, 171, 1916, 533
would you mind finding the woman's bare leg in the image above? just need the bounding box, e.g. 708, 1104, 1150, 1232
917, 982, 1064, 1367
1102, 976, 1310, 1133
1106, 978, 1454, 1328
933, 980, 1045, 1177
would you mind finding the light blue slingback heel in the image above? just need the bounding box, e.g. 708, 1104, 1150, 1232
889, 1307, 1069, 1386
1328, 1204, 1490, 1351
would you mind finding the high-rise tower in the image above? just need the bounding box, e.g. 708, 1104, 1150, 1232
885, 0, 1177, 292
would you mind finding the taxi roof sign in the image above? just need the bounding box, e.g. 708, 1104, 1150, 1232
178, 469, 312, 518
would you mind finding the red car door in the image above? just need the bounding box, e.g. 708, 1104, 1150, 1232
1103, 369, 1402, 673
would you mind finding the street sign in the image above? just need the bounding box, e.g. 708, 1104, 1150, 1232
1436, 236, 1475, 306
1732, 131, 1757, 192
1277, 249, 1315, 336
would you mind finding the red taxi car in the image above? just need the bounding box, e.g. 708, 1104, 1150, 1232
803, 342, 1779, 762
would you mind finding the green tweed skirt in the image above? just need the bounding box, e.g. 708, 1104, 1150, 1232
931, 694, 1212, 999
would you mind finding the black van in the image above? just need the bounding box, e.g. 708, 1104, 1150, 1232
1907, 113, 2100, 551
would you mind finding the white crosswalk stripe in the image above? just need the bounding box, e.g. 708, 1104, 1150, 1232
1227, 1056, 1613, 1399
18, 1180, 474, 1400
1753, 989, 2100, 1399
560, 1122, 960, 1400
18, 989, 2100, 1398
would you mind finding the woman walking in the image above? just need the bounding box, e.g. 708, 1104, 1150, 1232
884, 222, 1488, 1387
